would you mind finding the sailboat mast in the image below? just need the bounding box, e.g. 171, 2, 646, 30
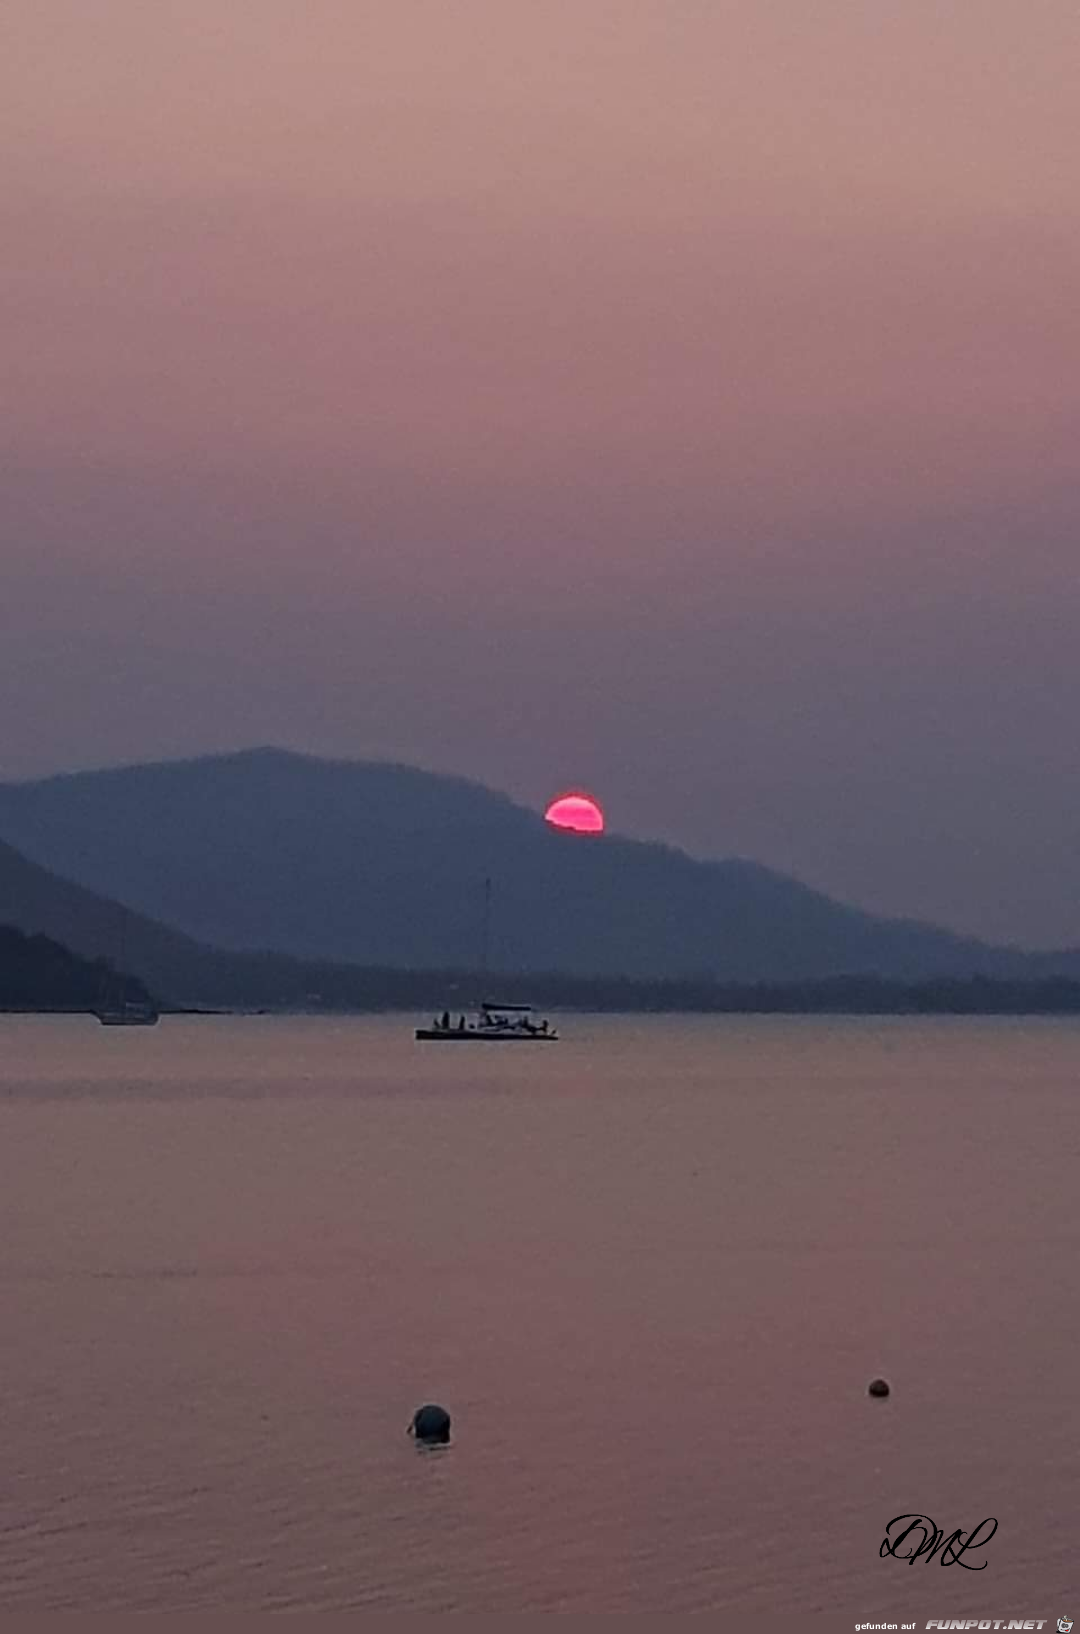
481, 876, 492, 979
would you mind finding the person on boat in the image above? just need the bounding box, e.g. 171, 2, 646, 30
458, 1014, 466, 1031
441, 1010, 450, 1030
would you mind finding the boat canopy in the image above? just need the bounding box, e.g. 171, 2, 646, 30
481, 1001, 533, 1012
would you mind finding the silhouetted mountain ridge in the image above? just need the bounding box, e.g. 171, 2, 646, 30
1, 747, 1078, 983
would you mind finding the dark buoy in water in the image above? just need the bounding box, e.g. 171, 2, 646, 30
868, 1378, 890, 1398
410, 1403, 451, 1444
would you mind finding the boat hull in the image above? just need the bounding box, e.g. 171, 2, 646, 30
415, 1029, 557, 1042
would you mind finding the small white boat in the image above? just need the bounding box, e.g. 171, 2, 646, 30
416, 1001, 558, 1042
94, 994, 160, 1026
94, 916, 160, 1025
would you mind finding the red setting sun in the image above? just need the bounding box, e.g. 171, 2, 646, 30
544, 792, 605, 834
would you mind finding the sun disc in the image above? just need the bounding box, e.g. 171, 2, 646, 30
544, 792, 605, 834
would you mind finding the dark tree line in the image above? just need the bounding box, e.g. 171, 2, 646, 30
5, 921, 1080, 1015
184, 959, 1080, 1016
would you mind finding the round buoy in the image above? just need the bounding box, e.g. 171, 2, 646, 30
410, 1403, 451, 1444
868, 1378, 890, 1398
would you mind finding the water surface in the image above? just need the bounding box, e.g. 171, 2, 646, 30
0, 1014, 1075, 1615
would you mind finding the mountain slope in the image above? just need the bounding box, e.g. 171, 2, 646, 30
0, 835, 213, 999
0, 924, 155, 1012
0, 834, 455, 1008
0, 747, 1060, 981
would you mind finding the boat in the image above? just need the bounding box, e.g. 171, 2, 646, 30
416, 1002, 558, 1042
93, 967, 160, 1027
94, 991, 160, 1027
417, 880, 559, 1042
93, 911, 161, 1026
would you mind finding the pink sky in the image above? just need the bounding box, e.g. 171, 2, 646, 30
2, 2, 1079, 943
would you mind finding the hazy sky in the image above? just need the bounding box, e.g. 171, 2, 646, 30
3, 1, 1078, 945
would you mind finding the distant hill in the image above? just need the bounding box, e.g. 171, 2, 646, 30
0, 836, 208, 1001
0, 831, 551, 1009
4, 821, 1080, 1014
0, 923, 155, 1013
0, 832, 409, 1008
1, 747, 1075, 983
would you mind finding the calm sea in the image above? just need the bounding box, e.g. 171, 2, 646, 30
0, 1014, 1075, 1618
